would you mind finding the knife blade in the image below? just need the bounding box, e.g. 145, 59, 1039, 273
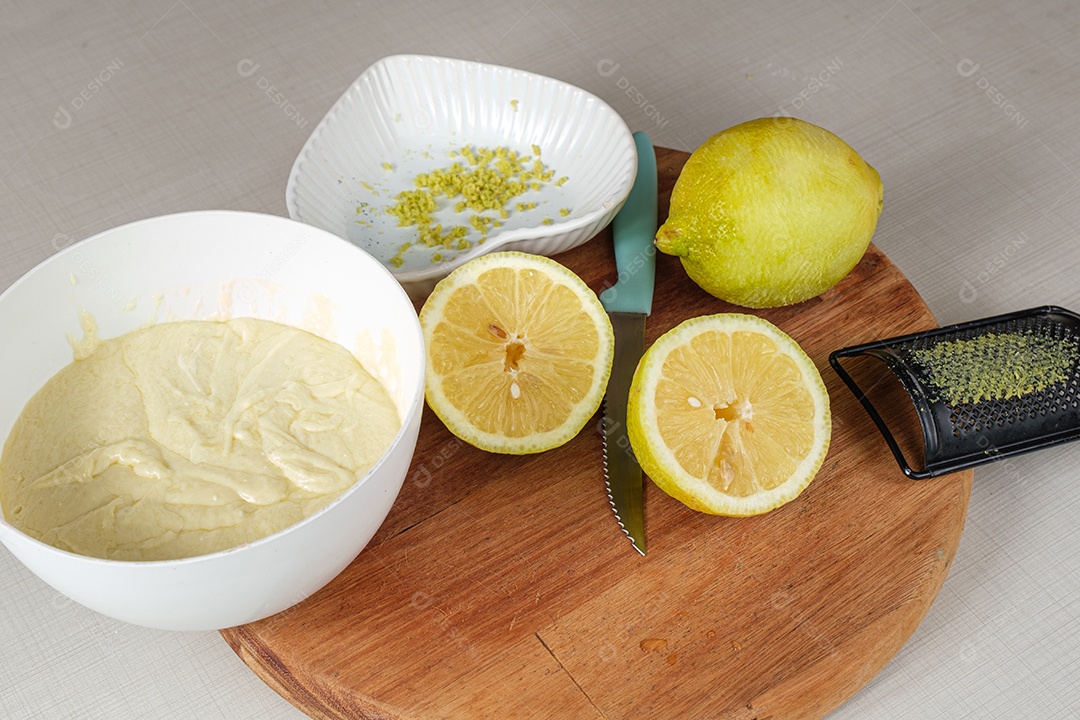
600, 131, 657, 556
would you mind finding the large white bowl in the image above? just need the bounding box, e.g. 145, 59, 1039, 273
0, 211, 425, 631
286, 54, 637, 300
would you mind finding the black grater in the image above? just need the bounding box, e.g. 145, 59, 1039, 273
829, 306, 1080, 478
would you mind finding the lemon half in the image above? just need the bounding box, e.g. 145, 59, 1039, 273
419, 251, 614, 454
627, 313, 831, 516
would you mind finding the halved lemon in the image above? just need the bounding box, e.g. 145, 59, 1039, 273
419, 251, 614, 454
627, 313, 831, 515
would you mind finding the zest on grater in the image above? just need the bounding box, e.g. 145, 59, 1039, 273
830, 306, 1080, 478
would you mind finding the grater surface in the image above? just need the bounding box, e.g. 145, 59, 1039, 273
830, 306, 1080, 478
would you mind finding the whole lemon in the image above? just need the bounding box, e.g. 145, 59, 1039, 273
656, 117, 883, 308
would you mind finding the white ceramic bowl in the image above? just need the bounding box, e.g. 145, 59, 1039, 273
0, 211, 425, 631
286, 54, 637, 300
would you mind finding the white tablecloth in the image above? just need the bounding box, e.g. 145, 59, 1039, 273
2, 1, 1078, 717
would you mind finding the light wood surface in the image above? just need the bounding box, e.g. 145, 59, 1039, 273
220, 147, 973, 719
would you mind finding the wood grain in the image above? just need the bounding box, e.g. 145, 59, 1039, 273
221, 147, 972, 720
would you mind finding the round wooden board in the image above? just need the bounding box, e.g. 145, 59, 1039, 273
221, 147, 972, 720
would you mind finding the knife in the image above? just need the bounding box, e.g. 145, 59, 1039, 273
600, 131, 657, 556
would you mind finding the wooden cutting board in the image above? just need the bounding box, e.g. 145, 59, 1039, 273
221, 147, 972, 720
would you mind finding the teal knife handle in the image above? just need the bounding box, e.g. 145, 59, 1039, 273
601, 131, 658, 315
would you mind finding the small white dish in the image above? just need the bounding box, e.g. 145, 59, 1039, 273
286, 54, 636, 299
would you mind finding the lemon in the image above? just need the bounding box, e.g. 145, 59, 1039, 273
419, 251, 614, 454
627, 313, 831, 516
656, 117, 883, 308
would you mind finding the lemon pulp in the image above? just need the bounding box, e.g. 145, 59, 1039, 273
628, 313, 831, 516
420, 251, 613, 454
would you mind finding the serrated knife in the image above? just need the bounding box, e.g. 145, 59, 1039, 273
600, 131, 657, 556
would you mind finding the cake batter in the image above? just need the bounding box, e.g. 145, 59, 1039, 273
0, 318, 400, 561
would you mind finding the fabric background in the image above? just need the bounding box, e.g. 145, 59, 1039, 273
2, 1, 1078, 717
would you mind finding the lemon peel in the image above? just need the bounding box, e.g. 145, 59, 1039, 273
656, 117, 883, 308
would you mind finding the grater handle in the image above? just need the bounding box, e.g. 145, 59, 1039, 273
829, 347, 934, 479
832, 306, 1080, 479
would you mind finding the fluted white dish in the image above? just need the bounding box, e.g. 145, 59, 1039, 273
287, 54, 636, 299
0, 211, 425, 631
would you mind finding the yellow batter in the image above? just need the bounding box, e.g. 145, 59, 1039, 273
0, 318, 401, 561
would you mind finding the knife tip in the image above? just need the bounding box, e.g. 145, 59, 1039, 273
621, 522, 646, 556
608, 496, 648, 556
